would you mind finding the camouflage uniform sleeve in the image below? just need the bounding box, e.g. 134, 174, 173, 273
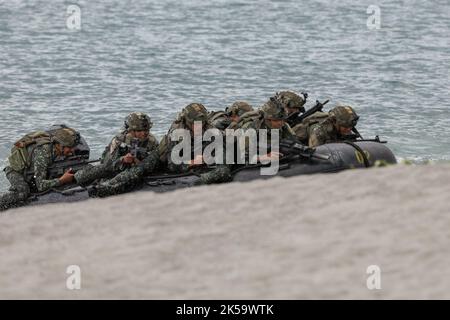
32, 145, 61, 192
137, 150, 160, 175
147, 134, 159, 151
308, 123, 328, 147
102, 137, 124, 172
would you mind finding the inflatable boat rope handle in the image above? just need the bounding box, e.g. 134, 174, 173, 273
343, 141, 371, 168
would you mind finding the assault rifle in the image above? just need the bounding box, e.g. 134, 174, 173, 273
279, 138, 330, 161
25, 156, 100, 181
119, 138, 149, 160
287, 99, 330, 127
118, 138, 150, 171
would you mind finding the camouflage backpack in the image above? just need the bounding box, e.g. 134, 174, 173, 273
208, 110, 227, 122
157, 121, 185, 163
235, 110, 264, 129
7, 126, 79, 172
8, 131, 52, 172
291, 112, 329, 142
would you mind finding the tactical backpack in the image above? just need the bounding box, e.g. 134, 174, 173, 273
157, 122, 184, 163
8, 131, 53, 172
235, 110, 263, 128
207, 111, 226, 122
291, 112, 329, 142
7, 126, 81, 172
208, 111, 232, 130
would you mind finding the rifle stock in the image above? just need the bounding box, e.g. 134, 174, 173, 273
279, 139, 330, 161
288, 99, 330, 127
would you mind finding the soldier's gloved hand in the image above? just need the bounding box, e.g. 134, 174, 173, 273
121, 153, 136, 165
59, 169, 75, 185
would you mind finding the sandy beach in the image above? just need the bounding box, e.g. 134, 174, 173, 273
1, 164, 449, 299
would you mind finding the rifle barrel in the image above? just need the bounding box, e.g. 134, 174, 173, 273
294, 99, 330, 125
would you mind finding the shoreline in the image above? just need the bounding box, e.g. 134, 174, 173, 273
1, 163, 449, 299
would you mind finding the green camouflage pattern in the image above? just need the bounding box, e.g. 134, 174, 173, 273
158, 108, 231, 185
198, 165, 232, 185
182, 103, 208, 125
125, 112, 153, 131
307, 117, 357, 147
208, 111, 231, 131
0, 168, 31, 211
291, 106, 360, 147
158, 119, 215, 173
31, 144, 62, 191
291, 111, 329, 143
236, 110, 295, 162
260, 98, 287, 120
329, 106, 359, 128
226, 101, 254, 117
239, 116, 295, 139
209, 102, 254, 131
74, 129, 159, 187
275, 91, 306, 109
0, 144, 61, 211
89, 151, 160, 197
51, 127, 79, 147
308, 118, 338, 147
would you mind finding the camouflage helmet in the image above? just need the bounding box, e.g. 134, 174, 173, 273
225, 101, 254, 117
52, 126, 80, 147
182, 103, 208, 125
330, 106, 359, 128
261, 98, 287, 120
275, 91, 307, 111
124, 112, 153, 131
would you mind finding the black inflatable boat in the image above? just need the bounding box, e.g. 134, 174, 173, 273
28, 139, 396, 207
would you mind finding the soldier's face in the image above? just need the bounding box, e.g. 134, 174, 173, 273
230, 114, 239, 122
338, 126, 352, 135
63, 147, 74, 156
131, 130, 149, 140
266, 119, 285, 129
55, 144, 74, 156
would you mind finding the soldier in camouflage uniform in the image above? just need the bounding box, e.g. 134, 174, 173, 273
273, 91, 307, 127
306, 105, 360, 147
237, 98, 296, 162
74, 112, 160, 198
0, 126, 79, 211
208, 101, 254, 130
158, 103, 232, 184
239, 97, 295, 139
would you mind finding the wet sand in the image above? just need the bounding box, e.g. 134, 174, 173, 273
1, 164, 449, 299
